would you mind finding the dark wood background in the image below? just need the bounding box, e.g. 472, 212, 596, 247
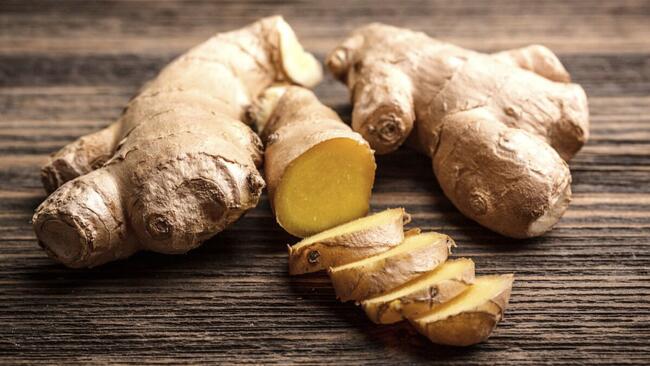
1, 0, 649, 364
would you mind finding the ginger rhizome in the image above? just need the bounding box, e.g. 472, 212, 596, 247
33, 16, 322, 268
249, 86, 376, 238
326, 24, 589, 238
288, 208, 514, 346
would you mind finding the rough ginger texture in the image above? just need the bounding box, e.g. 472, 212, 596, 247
249, 86, 376, 237
33, 16, 322, 268
326, 24, 589, 238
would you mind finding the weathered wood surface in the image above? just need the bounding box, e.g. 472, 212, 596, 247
1, 0, 649, 364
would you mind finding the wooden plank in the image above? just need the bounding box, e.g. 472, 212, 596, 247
1, 53, 650, 97
1, 0, 650, 54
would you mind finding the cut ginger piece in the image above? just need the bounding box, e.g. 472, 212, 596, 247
328, 232, 453, 302
410, 274, 514, 346
362, 258, 475, 324
288, 208, 410, 275
274, 137, 375, 237
253, 86, 377, 238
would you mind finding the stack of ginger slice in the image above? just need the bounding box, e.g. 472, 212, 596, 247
288, 208, 514, 347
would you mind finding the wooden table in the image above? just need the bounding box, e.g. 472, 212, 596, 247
2, 1, 649, 364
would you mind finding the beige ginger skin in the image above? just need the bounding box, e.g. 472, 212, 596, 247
327, 24, 589, 238
33, 16, 322, 268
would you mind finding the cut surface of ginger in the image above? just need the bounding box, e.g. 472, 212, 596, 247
277, 19, 323, 88
275, 137, 375, 237
292, 208, 405, 250
414, 274, 514, 323
364, 258, 475, 305
330, 231, 448, 273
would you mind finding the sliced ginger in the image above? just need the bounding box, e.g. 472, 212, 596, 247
274, 137, 375, 237
362, 258, 475, 324
410, 274, 514, 346
287, 208, 514, 346
328, 232, 453, 302
288, 208, 409, 275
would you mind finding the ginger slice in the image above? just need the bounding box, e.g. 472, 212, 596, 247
362, 258, 475, 324
288, 208, 409, 275
410, 274, 514, 346
328, 232, 453, 302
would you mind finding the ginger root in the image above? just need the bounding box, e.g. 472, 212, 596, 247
249, 86, 376, 237
327, 24, 589, 238
33, 16, 322, 268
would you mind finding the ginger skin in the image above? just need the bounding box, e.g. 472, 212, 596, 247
327, 24, 589, 238
33, 16, 322, 268
249, 86, 376, 237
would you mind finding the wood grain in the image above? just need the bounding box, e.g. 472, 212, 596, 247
1, 0, 649, 364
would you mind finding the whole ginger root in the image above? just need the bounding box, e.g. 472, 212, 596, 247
327, 24, 589, 238
33, 16, 322, 268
